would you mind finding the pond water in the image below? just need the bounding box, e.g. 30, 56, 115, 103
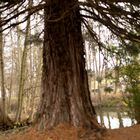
97, 111, 137, 129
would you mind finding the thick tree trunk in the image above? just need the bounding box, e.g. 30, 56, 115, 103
37, 0, 99, 129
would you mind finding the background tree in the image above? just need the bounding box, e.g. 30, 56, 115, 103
120, 41, 140, 124
0, 14, 7, 125
15, 0, 32, 123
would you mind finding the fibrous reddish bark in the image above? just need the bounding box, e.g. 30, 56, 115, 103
37, 0, 99, 129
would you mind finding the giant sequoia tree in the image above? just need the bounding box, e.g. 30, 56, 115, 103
37, 0, 97, 129
0, 0, 140, 129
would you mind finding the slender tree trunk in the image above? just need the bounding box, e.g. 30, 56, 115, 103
0, 15, 7, 124
8, 53, 13, 113
106, 112, 111, 129
113, 66, 119, 94
15, 2, 31, 122
99, 108, 104, 127
0, 15, 12, 127
37, 0, 99, 129
7, 31, 15, 113
117, 111, 124, 128
28, 47, 42, 121
134, 105, 140, 124
17, 26, 21, 72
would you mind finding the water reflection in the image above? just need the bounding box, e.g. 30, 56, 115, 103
97, 112, 137, 129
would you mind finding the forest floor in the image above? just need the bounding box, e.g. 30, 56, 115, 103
0, 124, 139, 140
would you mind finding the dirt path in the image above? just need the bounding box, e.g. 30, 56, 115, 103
0, 124, 140, 140
107, 125, 140, 140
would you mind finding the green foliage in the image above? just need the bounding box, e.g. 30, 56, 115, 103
125, 42, 140, 57
121, 56, 140, 120
105, 72, 113, 79
96, 76, 103, 83
104, 86, 113, 93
